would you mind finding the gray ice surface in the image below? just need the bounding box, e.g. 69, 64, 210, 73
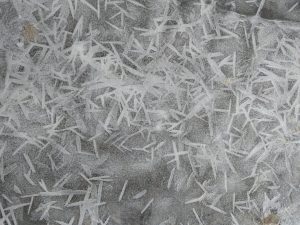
0, 0, 300, 225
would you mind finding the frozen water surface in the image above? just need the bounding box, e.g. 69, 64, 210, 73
0, 0, 300, 224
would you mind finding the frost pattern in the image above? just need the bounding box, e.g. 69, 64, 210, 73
0, 0, 300, 225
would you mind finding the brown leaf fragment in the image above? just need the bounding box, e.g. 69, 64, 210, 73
22, 23, 38, 42
262, 213, 280, 225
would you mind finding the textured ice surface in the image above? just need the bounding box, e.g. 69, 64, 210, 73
0, 0, 300, 225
